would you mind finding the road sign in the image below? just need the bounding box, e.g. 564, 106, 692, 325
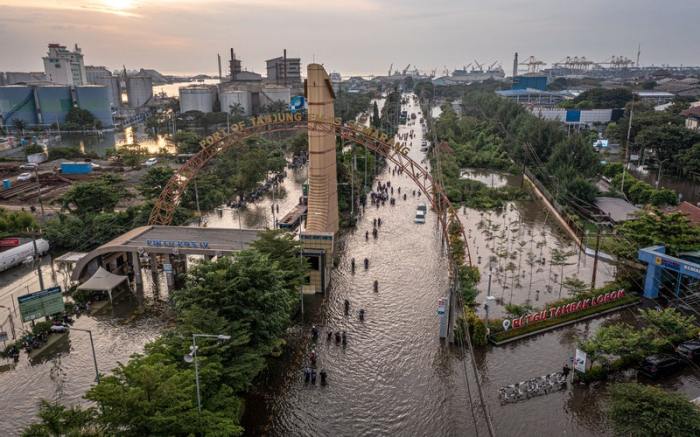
574, 348, 588, 373
17, 286, 64, 323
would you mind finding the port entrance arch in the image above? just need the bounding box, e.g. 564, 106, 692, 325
147, 114, 472, 267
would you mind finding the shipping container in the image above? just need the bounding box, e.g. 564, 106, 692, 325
60, 162, 93, 175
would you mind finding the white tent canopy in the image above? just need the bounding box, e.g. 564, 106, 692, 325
77, 267, 128, 291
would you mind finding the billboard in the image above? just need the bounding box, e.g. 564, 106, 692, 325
17, 286, 64, 322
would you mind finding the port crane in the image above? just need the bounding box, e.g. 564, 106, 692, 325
402, 64, 411, 75
488, 61, 499, 71
519, 56, 546, 73
387, 63, 393, 76
473, 60, 484, 71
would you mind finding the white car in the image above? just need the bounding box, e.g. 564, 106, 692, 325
144, 158, 158, 167
19, 163, 38, 171
17, 172, 33, 181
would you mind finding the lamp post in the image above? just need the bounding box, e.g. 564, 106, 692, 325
70, 328, 99, 382
484, 295, 496, 339
655, 158, 669, 189
183, 333, 231, 413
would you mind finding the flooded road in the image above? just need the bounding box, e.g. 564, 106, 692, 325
240, 94, 691, 436
0, 260, 164, 436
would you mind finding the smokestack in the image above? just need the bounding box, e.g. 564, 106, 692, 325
283, 49, 287, 86
218, 54, 222, 83
513, 52, 519, 78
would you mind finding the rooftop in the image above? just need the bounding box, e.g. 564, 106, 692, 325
595, 196, 640, 223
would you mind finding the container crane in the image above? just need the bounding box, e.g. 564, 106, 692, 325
488, 61, 498, 71
388, 63, 393, 76
519, 56, 546, 73
473, 60, 484, 71
402, 64, 411, 75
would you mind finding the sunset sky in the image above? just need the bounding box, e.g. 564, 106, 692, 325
1, 0, 698, 76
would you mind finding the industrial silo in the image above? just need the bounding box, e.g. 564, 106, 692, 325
36, 86, 72, 126
93, 76, 121, 108
219, 89, 252, 116
75, 85, 114, 128
260, 85, 291, 108
126, 76, 153, 108
0, 86, 38, 127
179, 86, 215, 113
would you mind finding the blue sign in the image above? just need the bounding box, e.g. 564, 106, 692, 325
289, 95, 305, 113
146, 239, 209, 249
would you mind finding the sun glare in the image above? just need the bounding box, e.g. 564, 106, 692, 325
102, 0, 136, 10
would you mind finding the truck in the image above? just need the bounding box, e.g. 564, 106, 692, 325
60, 162, 93, 175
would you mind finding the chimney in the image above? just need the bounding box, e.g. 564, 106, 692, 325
218, 54, 222, 83
283, 49, 287, 86
513, 52, 519, 78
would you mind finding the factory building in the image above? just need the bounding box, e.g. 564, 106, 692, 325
85, 66, 112, 83
0, 72, 49, 86
92, 75, 121, 108
43, 43, 86, 86
266, 52, 302, 86
496, 88, 566, 107
125, 76, 153, 108
0, 84, 114, 128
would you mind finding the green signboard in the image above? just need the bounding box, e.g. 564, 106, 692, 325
17, 287, 64, 323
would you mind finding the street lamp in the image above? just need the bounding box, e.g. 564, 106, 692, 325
183, 333, 231, 413
484, 295, 496, 339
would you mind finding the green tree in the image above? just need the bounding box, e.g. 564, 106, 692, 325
681, 143, 700, 176
64, 107, 101, 130
85, 352, 242, 436
139, 167, 175, 200
61, 176, 125, 215
13, 119, 27, 136
21, 400, 98, 437
639, 307, 699, 344
171, 131, 202, 154
608, 383, 700, 437
580, 323, 664, 364
612, 210, 700, 259
371, 101, 380, 128
572, 88, 633, 108
637, 124, 700, 172
562, 276, 587, 298
0, 208, 37, 236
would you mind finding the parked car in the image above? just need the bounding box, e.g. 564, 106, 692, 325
144, 157, 158, 167
19, 163, 38, 171
16, 172, 33, 182
677, 340, 700, 362
639, 353, 685, 378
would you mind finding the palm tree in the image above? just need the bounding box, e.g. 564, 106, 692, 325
13, 119, 26, 137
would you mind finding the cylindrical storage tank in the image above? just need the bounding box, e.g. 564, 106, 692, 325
36, 86, 72, 126
179, 86, 215, 113
126, 76, 153, 108
94, 76, 121, 108
0, 86, 38, 126
75, 85, 114, 128
219, 89, 252, 116
261, 86, 291, 107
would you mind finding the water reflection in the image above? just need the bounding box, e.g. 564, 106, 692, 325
59, 124, 174, 157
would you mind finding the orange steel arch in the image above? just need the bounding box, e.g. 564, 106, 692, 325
148, 118, 472, 266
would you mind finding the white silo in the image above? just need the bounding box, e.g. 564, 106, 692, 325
219, 89, 252, 116
179, 86, 216, 113
126, 76, 153, 108
260, 85, 291, 107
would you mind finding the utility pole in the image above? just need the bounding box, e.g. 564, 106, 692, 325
351, 153, 356, 219
31, 234, 45, 291
193, 178, 201, 218
33, 168, 45, 218
621, 98, 635, 195
590, 226, 601, 291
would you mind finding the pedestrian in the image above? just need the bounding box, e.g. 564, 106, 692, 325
365, 231, 369, 241
372, 228, 378, 239
327, 331, 333, 341
374, 280, 378, 292
562, 362, 571, 379
359, 308, 365, 321
364, 258, 369, 269
377, 218, 382, 227
341, 331, 347, 345
320, 368, 328, 386
335, 331, 341, 344
344, 299, 350, 315
309, 350, 317, 366
304, 367, 311, 383
311, 325, 318, 340
311, 368, 317, 385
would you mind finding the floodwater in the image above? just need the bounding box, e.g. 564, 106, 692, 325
240, 95, 629, 436
58, 125, 174, 157
0, 259, 164, 436
154, 79, 220, 98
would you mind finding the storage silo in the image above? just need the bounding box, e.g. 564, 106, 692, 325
0, 86, 38, 126
179, 86, 215, 113
126, 76, 153, 108
219, 89, 252, 116
93, 76, 121, 108
36, 86, 72, 125
260, 85, 291, 108
76, 85, 113, 128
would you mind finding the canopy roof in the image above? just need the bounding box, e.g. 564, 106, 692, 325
77, 267, 127, 291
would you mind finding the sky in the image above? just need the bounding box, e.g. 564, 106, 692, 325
0, 0, 698, 77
